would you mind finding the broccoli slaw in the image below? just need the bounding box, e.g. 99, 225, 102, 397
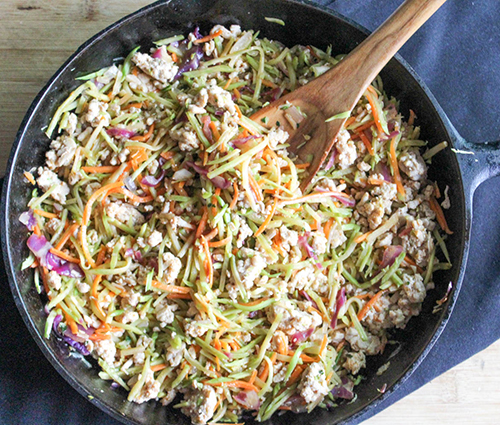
19, 24, 453, 424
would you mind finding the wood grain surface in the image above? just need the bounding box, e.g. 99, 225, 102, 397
1, 1, 499, 424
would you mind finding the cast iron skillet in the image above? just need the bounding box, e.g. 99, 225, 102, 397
2, 0, 500, 424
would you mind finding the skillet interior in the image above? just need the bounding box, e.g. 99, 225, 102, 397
1, 0, 466, 424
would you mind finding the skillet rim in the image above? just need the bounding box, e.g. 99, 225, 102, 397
0, 0, 467, 424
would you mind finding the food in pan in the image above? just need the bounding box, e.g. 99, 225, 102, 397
20, 25, 452, 424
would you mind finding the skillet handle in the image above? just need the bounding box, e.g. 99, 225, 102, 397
453, 134, 500, 197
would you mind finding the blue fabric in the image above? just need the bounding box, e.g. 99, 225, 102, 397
1, 1, 500, 423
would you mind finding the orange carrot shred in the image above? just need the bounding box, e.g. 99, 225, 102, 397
357, 130, 374, 155
254, 197, 278, 236
81, 166, 120, 174
193, 29, 223, 45
33, 209, 58, 219
131, 123, 155, 142
230, 182, 239, 210
208, 236, 231, 248
196, 207, 208, 238
389, 136, 406, 196
24, 171, 36, 185
429, 196, 453, 235
358, 290, 386, 321
151, 364, 167, 372
49, 248, 80, 264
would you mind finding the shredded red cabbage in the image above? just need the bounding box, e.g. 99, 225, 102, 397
282, 395, 308, 413
230, 135, 259, 148
19, 209, 36, 230
53, 314, 91, 356
300, 290, 319, 310
125, 248, 143, 261
331, 383, 354, 400
27, 234, 84, 278
174, 46, 204, 80
330, 287, 346, 328
298, 234, 322, 268
186, 162, 231, 189
124, 176, 137, 191
375, 161, 392, 182
201, 115, 213, 144
107, 127, 137, 139
234, 390, 260, 410
290, 327, 314, 345
379, 245, 404, 269
325, 148, 337, 170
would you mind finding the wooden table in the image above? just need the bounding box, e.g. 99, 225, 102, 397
1, 1, 499, 423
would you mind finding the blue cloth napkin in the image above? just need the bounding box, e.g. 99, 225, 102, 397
1, 0, 500, 423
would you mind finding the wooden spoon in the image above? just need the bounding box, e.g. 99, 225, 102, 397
251, 0, 447, 190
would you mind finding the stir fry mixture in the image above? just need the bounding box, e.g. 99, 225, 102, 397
20, 25, 453, 424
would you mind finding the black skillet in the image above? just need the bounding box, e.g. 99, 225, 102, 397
2, 0, 500, 424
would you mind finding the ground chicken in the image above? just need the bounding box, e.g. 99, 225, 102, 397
130, 370, 161, 404
105, 201, 145, 226
181, 385, 218, 424
298, 363, 329, 404
161, 252, 182, 284
93, 339, 116, 365
37, 167, 70, 204
45, 136, 77, 170
343, 351, 366, 375
399, 150, 426, 181
155, 299, 178, 327
147, 230, 163, 247
335, 130, 358, 169
132, 50, 178, 83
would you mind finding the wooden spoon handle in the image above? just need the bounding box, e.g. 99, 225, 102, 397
313, 0, 447, 105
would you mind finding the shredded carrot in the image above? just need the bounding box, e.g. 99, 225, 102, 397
132, 67, 138, 76
239, 297, 269, 307
167, 293, 193, 300
326, 371, 334, 383
277, 333, 287, 355
204, 227, 219, 241
207, 380, 259, 392
234, 104, 243, 119
357, 130, 374, 155
408, 109, 416, 127
200, 235, 213, 287
258, 352, 277, 381
358, 290, 386, 321
319, 334, 328, 357
171, 52, 178, 63
81, 165, 120, 173
248, 369, 258, 385
33, 224, 41, 236
32, 209, 58, 219
288, 364, 306, 385
215, 356, 221, 372
355, 293, 372, 300
272, 232, 286, 257
353, 119, 375, 133
261, 79, 278, 89
208, 236, 231, 248
389, 136, 406, 196
53, 223, 78, 250
354, 230, 373, 244
122, 102, 143, 110
366, 85, 385, 135
107, 187, 154, 203
230, 182, 239, 210
255, 197, 278, 236
324, 218, 334, 239
248, 172, 263, 202
150, 363, 167, 372
196, 206, 208, 238
131, 123, 155, 142
344, 116, 356, 127
233, 88, 241, 100
193, 29, 223, 44
91, 275, 106, 318
160, 151, 174, 161
81, 181, 123, 267
429, 196, 453, 235
223, 78, 233, 90
173, 182, 188, 197
49, 248, 80, 264
367, 177, 386, 186
89, 332, 111, 341
24, 171, 36, 185
403, 254, 424, 273
211, 187, 221, 216
151, 281, 191, 294
209, 121, 220, 141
